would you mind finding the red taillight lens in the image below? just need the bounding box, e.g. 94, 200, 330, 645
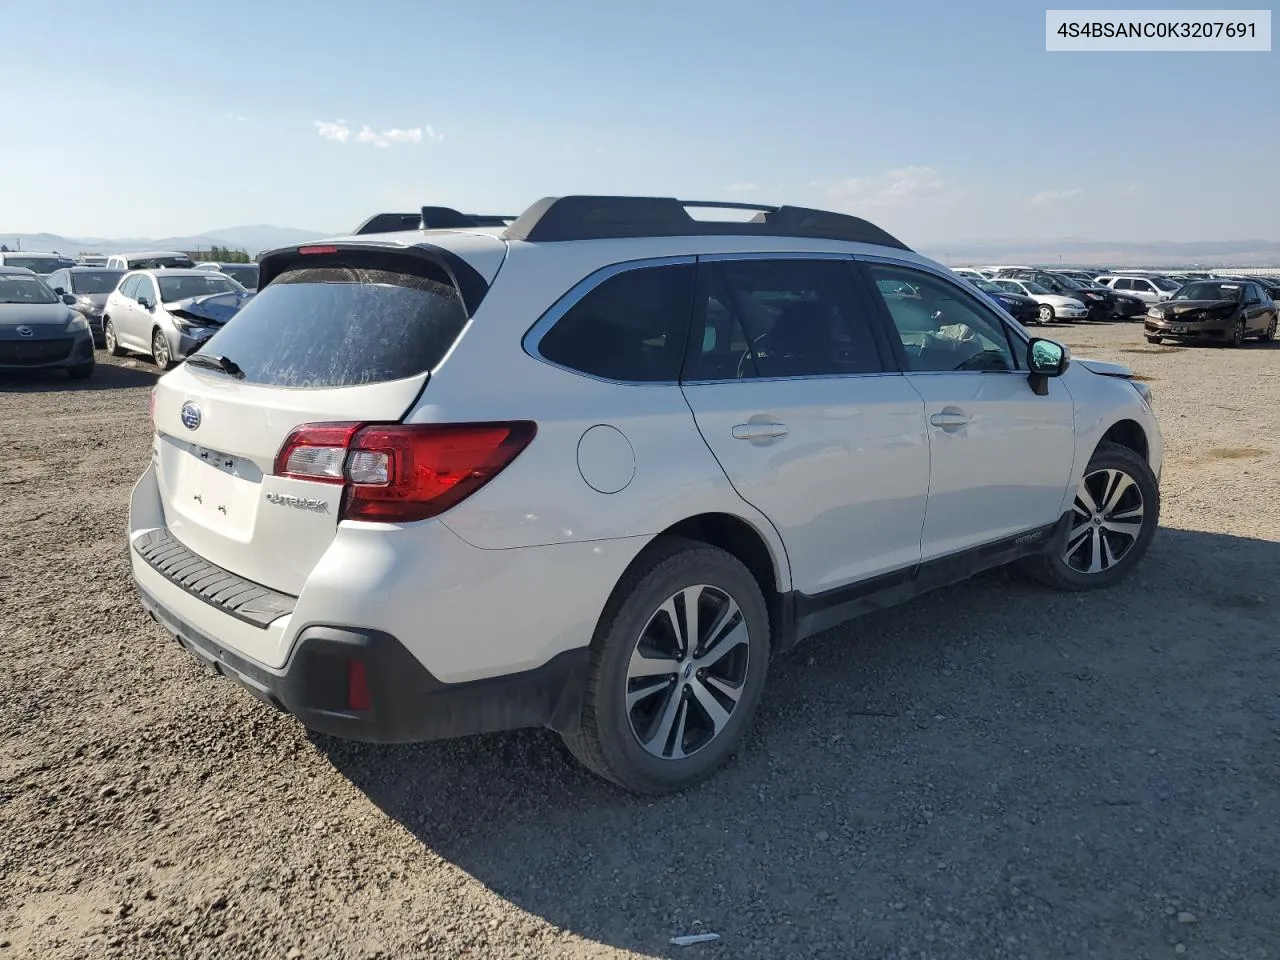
273, 422, 363, 482
270, 420, 536, 522
297, 245, 339, 256
346, 659, 372, 711
344, 422, 537, 522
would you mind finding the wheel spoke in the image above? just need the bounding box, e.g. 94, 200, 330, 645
628, 647, 679, 680
1109, 504, 1144, 522
694, 616, 748, 670
626, 676, 672, 710
1087, 529, 1105, 573
1101, 471, 1136, 515
677, 586, 701, 658
1101, 519, 1142, 539
669, 698, 692, 759
1100, 532, 1118, 570
1064, 523, 1092, 557
688, 677, 732, 738
703, 674, 744, 705
1075, 480, 1100, 515
642, 685, 683, 756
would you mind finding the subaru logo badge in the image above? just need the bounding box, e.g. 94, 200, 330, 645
180, 402, 202, 431
16, 326, 33, 338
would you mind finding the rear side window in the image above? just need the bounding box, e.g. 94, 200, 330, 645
535, 263, 695, 382
689, 258, 885, 380
199, 266, 469, 388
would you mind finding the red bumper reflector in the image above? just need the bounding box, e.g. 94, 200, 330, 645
346, 659, 372, 711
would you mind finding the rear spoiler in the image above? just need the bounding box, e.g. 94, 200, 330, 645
352, 207, 517, 236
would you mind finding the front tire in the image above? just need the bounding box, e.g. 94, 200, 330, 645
67, 363, 94, 380
151, 329, 174, 370
103, 319, 125, 357
1145, 334, 1163, 344
1230, 319, 1246, 347
1022, 441, 1159, 591
563, 539, 771, 795
1038, 304, 1056, 324
1260, 314, 1277, 342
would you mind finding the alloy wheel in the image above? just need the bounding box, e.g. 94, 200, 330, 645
1063, 468, 1146, 574
153, 331, 170, 368
625, 584, 751, 760
1232, 320, 1245, 347
1038, 305, 1054, 323
104, 322, 117, 354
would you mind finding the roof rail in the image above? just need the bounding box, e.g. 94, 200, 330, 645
503, 195, 911, 250
353, 208, 520, 236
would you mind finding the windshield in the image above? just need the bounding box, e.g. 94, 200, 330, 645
1152, 277, 1179, 291
5, 256, 72, 274
158, 275, 240, 302
974, 280, 1005, 294
130, 255, 194, 270
0, 274, 59, 304
1018, 281, 1051, 295
69, 271, 125, 295
216, 264, 259, 287
1174, 281, 1242, 302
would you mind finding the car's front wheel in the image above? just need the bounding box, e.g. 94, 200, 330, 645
1038, 304, 1056, 323
564, 539, 771, 795
103, 319, 125, 357
1022, 441, 1160, 591
1145, 334, 1163, 344
1230, 319, 1246, 347
151, 329, 174, 370
1260, 314, 1277, 342
67, 363, 94, 380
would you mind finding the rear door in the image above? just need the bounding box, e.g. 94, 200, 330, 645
862, 260, 1076, 559
148, 244, 501, 595
680, 256, 929, 595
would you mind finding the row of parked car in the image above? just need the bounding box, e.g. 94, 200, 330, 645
0, 250, 259, 378
954, 264, 1280, 346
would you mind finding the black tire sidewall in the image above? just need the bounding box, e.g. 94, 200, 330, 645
589, 545, 770, 791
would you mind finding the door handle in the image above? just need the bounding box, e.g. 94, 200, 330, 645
929, 409, 971, 430
732, 421, 789, 440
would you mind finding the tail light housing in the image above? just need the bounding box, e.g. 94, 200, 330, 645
273, 421, 536, 523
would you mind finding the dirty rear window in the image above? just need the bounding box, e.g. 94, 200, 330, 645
197, 266, 468, 388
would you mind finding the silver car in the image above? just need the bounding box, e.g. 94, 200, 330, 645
102, 269, 251, 369
194, 261, 259, 292
45, 266, 125, 346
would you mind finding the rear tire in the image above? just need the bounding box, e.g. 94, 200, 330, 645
103, 319, 125, 357
563, 538, 771, 795
1022, 441, 1159, 592
67, 363, 94, 380
1260, 314, 1277, 342
152, 329, 174, 370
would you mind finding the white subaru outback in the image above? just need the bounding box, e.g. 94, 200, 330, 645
129, 196, 1162, 795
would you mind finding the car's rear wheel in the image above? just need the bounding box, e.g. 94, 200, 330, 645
1260, 314, 1277, 342
103, 319, 125, 357
67, 363, 94, 380
1022, 441, 1159, 591
1038, 304, 1055, 323
563, 539, 771, 795
151, 329, 174, 370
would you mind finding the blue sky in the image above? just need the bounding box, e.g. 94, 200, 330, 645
3, 0, 1276, 244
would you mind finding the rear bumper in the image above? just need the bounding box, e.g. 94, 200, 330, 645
135, 580, 589, 741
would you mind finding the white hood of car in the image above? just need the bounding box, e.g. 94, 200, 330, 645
1044, 295, 1084, 308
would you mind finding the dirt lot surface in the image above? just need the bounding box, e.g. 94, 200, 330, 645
2, 323, 1278, 960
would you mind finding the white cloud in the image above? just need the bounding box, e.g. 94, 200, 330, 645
725, 181, 760, 193
316, 120, 431, 148
227, 112, 248, 123
1029, 187, 1085, 207
879, 166, 945, 202
1120, 183, 1144, 196
315, 120, 351, 143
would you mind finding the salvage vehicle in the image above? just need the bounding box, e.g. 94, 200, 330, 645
103, 269, 252, 368
1144, 279, 1277, 346
129, 196, 1164, 794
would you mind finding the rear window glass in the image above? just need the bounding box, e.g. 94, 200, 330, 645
197, 266, 468, 388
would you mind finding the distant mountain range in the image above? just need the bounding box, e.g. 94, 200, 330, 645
0, 225, 330, 257
5, 226, 1279, 269
918, 238, 1280, 268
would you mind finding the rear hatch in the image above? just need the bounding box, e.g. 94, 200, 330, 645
148, 236, 506, 596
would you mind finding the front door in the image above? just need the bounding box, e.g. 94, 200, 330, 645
680, 256, 930, 596
862, 261, 1077, 561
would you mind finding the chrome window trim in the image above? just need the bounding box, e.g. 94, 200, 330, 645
522, 255, 695, 386
696, 251, 855, 264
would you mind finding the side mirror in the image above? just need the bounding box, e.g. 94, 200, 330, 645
138, 296, 154, 310
53, 286, 66, 295
1027, 338, 1068, 396
61, 293, 77, 306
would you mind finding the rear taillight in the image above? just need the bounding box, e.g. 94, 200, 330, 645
272, 421, 536, 522
346, 659, 372, 711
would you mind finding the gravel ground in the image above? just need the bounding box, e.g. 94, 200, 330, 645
2, 323, 1278, 960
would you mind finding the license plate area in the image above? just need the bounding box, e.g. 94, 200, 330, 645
160, 438, 263, 537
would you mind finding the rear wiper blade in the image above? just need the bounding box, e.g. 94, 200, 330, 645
185, 352, 244, 379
